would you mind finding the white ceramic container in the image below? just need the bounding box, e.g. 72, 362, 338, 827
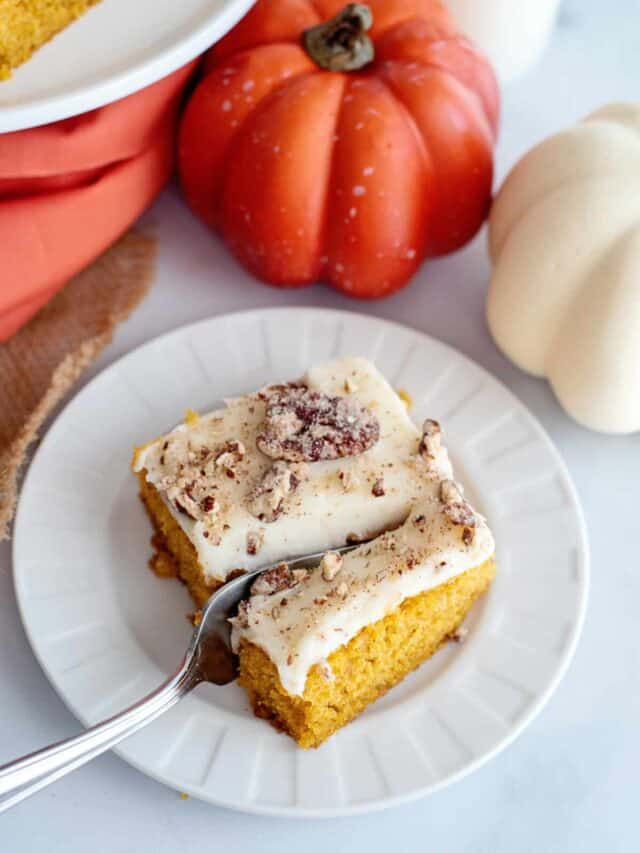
443, 0, 561, 83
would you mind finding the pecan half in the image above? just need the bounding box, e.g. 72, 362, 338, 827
256, 385, 379, 462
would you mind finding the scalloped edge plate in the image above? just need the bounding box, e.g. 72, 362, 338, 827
0, 0, 255, 132
13, 308, 589, 817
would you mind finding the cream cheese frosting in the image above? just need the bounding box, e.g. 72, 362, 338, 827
231, 482, 495, 696
133, 357, 452, 582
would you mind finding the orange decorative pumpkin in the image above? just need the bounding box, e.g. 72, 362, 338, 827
179, 0, 499, 298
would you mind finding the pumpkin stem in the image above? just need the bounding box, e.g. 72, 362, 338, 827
303, 4, 374, 72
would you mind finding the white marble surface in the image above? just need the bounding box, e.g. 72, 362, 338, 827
1, 0, 638, 848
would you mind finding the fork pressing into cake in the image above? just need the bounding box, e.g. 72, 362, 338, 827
0, 543, 359, 814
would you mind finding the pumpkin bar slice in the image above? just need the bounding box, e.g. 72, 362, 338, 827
231, 480, 496, 748
132, 357, 452, 606
0, 1, 101, 79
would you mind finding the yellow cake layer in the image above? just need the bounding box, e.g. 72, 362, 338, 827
0, 1, 100, 79
238, 558, 496, 748
138, 471, 221, 607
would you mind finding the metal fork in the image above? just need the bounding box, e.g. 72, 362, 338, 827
0, 543, 359, 813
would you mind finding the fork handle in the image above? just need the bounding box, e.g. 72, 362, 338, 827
0, 657, 195, 813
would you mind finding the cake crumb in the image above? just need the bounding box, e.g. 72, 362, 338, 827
448, 625, 469, 644
397, 388, 412, 409
149, 550, 178, 578
184, 408, 199, 426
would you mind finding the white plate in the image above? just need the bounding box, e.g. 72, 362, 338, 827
13, 308, 589, 817
0, 0, 255, 132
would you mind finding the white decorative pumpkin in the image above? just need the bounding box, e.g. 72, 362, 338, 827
487, 102, 640, 434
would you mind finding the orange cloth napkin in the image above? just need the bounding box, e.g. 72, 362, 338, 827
0, 230, 156, 539
0, 60, 198, 341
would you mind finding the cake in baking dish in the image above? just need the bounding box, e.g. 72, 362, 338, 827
0, 1, 100, 79
232, 480, 496, 748
132, 357, 453, 607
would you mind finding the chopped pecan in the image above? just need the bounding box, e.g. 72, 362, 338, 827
419, 418, 442, 460
250, 562, 289, 595
439, 479, 476, 543
250, 562, 308, 596
320, 551, 343, 581
233, 599, 251, 629
339, 469, 359, 492
257, 381, 303, 401
462, 526, 474, 546
200, 495, 216, 514
215, 439, 246, 474
256, 385, 379, 462
335, 581, 349, 599
371, 477, 385, 497
439, 479, 462, 504
246, 461, 299, 522
174, 498, 196, 519
246, 529, 264, 556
